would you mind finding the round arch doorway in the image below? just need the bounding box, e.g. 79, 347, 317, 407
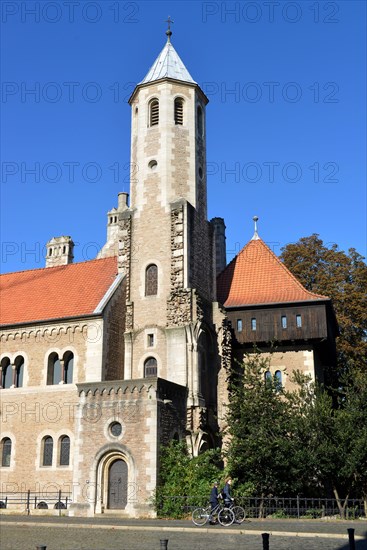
107, 458, 128, 510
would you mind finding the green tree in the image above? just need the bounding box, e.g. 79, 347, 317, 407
224, 352, 311, 506
154, 441, 222, 517
280, 235, 367, 376
292, 373, 367, 518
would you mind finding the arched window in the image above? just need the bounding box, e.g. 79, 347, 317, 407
59, 435, 70, 466
264, 370, 272, 388
63, 352, 74, 384
149, 99, 159, 126
197, 105, 204, 137
37, 502, 48, 509
14, 356, 24, 388
174, 97, 184, 125
145, 264, 158, 296
1, 357, 12, 389
274, 370, 282, 391
47, 353, 61, 385
144, 357, 157, 378
1, 438, 11, 467
42, 436, 53, 466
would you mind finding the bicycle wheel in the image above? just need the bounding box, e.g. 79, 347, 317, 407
192, 507, 208, 526
218, 507, 235, 526
232, 505, 246, 523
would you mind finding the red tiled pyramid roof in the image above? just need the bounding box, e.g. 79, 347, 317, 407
217, 238, 327, 308
0, 256, 119, 326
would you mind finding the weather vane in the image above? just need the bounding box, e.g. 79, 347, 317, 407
165, 16, 174, 41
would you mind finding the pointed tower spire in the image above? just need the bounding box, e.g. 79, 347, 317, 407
138, 24, 196, 85
251, 216, 260, 240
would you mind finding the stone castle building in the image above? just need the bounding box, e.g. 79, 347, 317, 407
0, 31, 337, 517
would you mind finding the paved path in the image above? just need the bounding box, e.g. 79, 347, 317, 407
1, 515, 366, 550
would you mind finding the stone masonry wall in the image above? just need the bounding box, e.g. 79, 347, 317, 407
104, 279, 126, 381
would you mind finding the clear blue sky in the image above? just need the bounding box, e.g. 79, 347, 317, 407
1, 0, 366, 273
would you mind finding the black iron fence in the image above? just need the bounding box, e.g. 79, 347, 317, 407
0, 490, 72, 513
158, 495, 365, 520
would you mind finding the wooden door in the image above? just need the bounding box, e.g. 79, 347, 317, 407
107, 459, 128, 509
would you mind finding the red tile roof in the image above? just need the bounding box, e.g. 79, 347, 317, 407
217, 238, 327, 308
0, 257, 119, 326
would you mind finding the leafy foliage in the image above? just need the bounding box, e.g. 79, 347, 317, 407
224, 351, 311, 497
280, 234, 367, 376
224, 350, 367, 511
154, 441, 222, 517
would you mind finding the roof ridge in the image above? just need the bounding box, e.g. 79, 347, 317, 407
0, 255, 117, 277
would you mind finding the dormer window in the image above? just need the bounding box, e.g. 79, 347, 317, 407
149, 99, 159, 126
174, 98, 183, 125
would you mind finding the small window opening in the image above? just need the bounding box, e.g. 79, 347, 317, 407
274, 370, 282, 391
296, 314, 302, 328
149, 99, 159, 126
174, 98, 183, 125
251, 318, 256, 331
236, 319, 243, 332
147, 334, 154, 347
281, 316, 287, 329
265, 371, 272, 388
1, 438, 11, 467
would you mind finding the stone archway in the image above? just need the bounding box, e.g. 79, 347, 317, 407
96, 451, 132, 513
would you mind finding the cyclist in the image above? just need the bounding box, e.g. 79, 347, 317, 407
222, 477, 234, 508
209, 480, 221, 524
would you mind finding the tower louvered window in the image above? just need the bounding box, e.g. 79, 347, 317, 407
174, 98, 183, 125
149, 99, 159, 126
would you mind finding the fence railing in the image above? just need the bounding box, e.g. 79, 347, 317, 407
0, 490, 72, 513
158, 495, 365, 520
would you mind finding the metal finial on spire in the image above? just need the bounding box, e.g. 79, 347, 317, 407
251, 216, 260, 240
165, 16, 174, 42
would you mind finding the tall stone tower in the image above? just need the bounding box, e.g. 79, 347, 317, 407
119, 28, 223, 454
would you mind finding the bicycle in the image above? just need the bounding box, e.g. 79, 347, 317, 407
192, 502, 235, 526
224, 499, 247, 523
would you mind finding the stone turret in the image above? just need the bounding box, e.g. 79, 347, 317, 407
97, 192, 129, 258
45, 236, 74, 268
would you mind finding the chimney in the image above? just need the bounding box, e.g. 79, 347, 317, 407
118, 192, 129, 211
46, 236, 74, 268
